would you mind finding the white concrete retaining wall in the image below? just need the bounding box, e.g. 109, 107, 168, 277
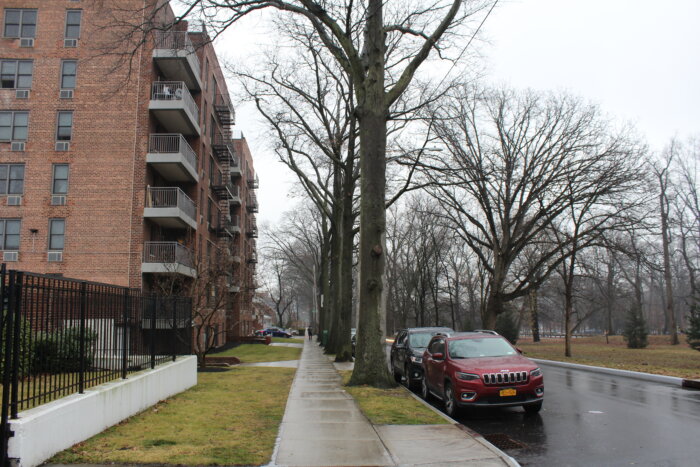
8, 355, 197, 467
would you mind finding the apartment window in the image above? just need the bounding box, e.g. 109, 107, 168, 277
56, 111, 73, 141
212, 77, 217, 99
60, 60, 77, 89
209, 157, 215, 185
64, 10, 82, 39
209, 115, 215, 142
207, 198, 212, 225
3, 9, 37, 38
52, 164, 69, 194
204, 59, 208, 90
1, 60, 32, 89
202, 101, 207, 135
49, 219, 65, 250
0, 164, 24, 194
0, 219, 20, 250
0, 111, 28, 141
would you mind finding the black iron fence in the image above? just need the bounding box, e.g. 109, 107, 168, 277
0, 266, 192, 465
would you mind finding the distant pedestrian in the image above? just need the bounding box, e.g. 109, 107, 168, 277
307, 326, 313, 341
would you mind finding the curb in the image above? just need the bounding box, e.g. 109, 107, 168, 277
533, 358, 685, 386
402, 386, 520, 467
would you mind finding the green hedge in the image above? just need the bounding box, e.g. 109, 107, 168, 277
32, 327, 98, 374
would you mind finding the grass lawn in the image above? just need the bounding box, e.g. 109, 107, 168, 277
272, 337, 304, 344
518, 335, 700, 379
210, 343, 302, 363
50, 367, 295, 465
340, 371, 448, 425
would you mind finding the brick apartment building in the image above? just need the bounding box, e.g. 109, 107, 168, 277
0, 0, 260, 345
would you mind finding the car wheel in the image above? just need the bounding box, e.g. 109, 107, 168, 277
421, 378, 431, 400
524, 400, 543, 414
392, 365, 402, 383
404, 364, 413, 389
444, 383, 460, 418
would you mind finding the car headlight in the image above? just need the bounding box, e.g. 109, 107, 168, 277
456, 372, 480, 381
410, 355, 422, 363
530, 368, 542, 377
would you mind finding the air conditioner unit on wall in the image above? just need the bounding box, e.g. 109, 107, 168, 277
19, 38, 34, 47
15, 90, 29, 99
2, 251, 18, 262
10, 142, 25, 152
51, 195, 67, 206
6, 195, 22, 206
55, 142, 70, 151
59, 89, 73, 99
47, 251, 63, 262
64, 39, 77, 48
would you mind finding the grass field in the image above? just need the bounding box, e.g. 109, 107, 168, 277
272, 337, 304, 343
340, 371, 447, 425
518, 335, 700, 379
50, 367, 295, 465
210, 343, 302, 363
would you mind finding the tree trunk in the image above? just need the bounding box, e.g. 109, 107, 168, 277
528, 288, 540, 342
660, 187, 679, 344
349, 0, 393, 387
335, 154, 356, 362
606, 252, 615, 335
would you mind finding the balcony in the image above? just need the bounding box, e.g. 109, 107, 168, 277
152, 31, 202, 91
247, 251, 258, 264
229, 154, 242, 178
215, 214, 241, 237
142, 241, 196, 278
214, 93, 235, 126
212, 130, 234, 162
246, 215, 258, 238
211, 171, 239, 202
144, 187, 197, 230
149, 81, 200, 135
247, 171, 259, 189
246, 192, 258, 213
146, 134, 198, 182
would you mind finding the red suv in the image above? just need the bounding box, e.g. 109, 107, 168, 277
421, 332, 544, 417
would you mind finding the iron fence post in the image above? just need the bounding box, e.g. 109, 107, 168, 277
78, 281, 86, 394
122, 288, 129, 379
172, 298, 177, 362
150, 297, 157, 369
9, 272, 23, 419
1, 268, 14, 466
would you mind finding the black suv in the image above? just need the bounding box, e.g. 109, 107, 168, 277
390, 327, 454, 389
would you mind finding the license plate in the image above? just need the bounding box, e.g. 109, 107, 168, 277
500, 388, 517, 397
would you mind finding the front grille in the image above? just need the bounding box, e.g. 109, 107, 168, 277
482, 371, 528, 385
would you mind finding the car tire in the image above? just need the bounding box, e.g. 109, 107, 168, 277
392, 365, 402, 383
421, 378, 431, 401
444, 383, 460, 418
404, 364, 414, 389
524, 400, 543, 414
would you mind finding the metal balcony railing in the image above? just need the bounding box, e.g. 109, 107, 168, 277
148, 134, 198, 169
247, 171, 259, 189
151, 81, 199, 123
246, 192, 258, 213
143, 241, 194, 268
146, 187, 197, 221
213, 130, 234, 161
152, 30, 201, 73
214, 93, 235, 126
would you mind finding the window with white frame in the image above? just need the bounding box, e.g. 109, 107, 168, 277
49, 219, 65, 251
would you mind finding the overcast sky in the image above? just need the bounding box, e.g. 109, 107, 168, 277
213, 0, 700, 225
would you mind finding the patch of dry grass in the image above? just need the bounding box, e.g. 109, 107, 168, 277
518, 335, 700, 379
340, 371, 447, 425
50, 367, 295, 465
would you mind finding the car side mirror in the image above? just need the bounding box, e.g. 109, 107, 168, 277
432, 352, 444, 360
516, 347, 523, 354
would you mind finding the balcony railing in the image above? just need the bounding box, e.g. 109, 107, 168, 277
211, 171, 238, 200
153, 31, 201, 73
246, 192, 258, 213
213, 130, 234, 161
148, 133, 198, 169
151, 81, 200, 124
143, 241, 194, 269
214, 93, 235, 126
247, 172, 259, 189
229, 154, 242, 177
145, 186, 197, 221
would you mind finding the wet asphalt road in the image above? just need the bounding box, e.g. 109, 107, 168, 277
443, 362, 700, 467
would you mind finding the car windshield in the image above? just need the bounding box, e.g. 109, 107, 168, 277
409, 333, 434, 349
448, 338, 517, 358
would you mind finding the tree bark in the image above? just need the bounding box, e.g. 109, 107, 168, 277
659, 179, 679, 344
349, 0, 394, 387
528, 288, 540, 342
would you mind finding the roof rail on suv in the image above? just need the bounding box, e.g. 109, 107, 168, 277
473, 329, 500, 335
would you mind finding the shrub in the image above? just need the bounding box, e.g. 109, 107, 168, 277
687, 304, 700, 351
495, 311, 520, 345
623, 305, 648, 349
32, 327, 98, 374
0, 312, 34, 377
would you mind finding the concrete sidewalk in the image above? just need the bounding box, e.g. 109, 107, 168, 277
271, 338, 516, 467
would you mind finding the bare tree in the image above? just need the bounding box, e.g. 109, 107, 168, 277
423, 86, 645, 328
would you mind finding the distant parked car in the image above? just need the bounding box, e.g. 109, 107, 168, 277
421, 331, 544, 417
262, 327, 292, 338
390, 327, 454, 389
